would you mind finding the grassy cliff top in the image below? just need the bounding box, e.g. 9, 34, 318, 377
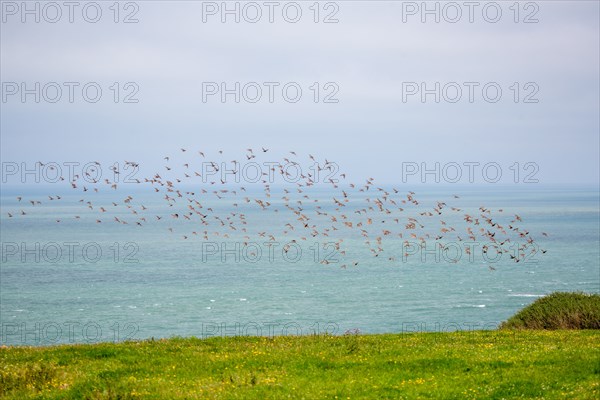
2, 330, 599, 399
2, 292, 599, 398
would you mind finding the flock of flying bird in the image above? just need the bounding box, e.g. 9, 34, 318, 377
6, 148, 548, 268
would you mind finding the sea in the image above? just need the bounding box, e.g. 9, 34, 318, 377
1, 183, 598, 346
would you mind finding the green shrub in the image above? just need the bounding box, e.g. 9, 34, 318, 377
500, 292, 600, 330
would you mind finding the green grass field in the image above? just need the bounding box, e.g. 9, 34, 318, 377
1, 330, 598, 399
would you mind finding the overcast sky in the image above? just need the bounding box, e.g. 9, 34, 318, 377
1, 0, 598, 186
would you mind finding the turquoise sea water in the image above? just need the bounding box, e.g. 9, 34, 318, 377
1, 184, 598, 346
